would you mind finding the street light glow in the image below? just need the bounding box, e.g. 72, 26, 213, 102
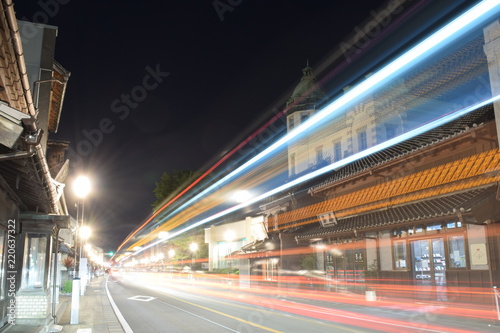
80, 226, 92, 240
158, 231, 169, 239
233, 190, 251, 203
190, 243, 198, 252
73, 175, 91, 199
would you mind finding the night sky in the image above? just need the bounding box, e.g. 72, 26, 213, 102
13, 0, 388, 251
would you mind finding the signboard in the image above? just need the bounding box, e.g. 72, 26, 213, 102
470, 243, 488, 265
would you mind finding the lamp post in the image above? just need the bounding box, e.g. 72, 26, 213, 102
71, 175, 91, 325
80, 226, 91, 277
189, 243, 198, 272
168, 249, 175, 276
225, 230, 235, 275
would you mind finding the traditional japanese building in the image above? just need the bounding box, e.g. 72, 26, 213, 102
267, 18, 500, 306
0, 2, 72, 329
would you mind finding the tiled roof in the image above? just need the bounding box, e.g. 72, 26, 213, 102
296, 185, 497, 240
310, 105, 494, 193
276, 148, 500, 230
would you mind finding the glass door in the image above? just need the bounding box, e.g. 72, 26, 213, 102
411, 238, 446, 286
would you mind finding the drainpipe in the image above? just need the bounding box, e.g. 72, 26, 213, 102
4, 0, 59, 214
52, 227, 60, 322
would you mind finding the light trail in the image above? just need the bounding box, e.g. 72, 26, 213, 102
118, 271, 490, 332
122, 271, 496, 321
131, 95, 500, 256
117, 0, 500, 259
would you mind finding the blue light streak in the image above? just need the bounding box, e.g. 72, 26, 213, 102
122, 0, 500, 259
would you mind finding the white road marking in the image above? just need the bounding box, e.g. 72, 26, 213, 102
127, 295, 156, 302
156, 299, 239, 332
105, 275, 134, 333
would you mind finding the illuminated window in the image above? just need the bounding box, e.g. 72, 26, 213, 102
448, 235, 466, 268
427, 223, 442, 231
393, 240, 407, 269
446, 221, 463, 229
21, 233, 48, 289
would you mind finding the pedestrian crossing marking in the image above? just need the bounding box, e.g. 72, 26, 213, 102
127, 295, 156, 302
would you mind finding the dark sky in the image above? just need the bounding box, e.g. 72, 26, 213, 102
14, 0, 388, 251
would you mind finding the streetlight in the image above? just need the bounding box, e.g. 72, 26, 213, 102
158, 231, 169, 240
225, 230, 235, 274
190, 243, 198, 272
168, 249, 175, 276
80, 226, 92, 241
71, 175, 91, 325
233, 190, 251, 203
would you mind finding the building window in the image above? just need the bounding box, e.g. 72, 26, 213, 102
334, 142, 342, 161
446, 221, 463, 229
288, 117, 295, 130
315, 146, 323, 162
393, 240, 407, 269
427, 223, 442, 231
300, 112, 309, 123
386, 124, 396, 140
448, 235, 466, 268
21, 233, 48, 289
358, 130, 367, 151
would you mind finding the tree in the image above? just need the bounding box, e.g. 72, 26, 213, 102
169, 229, 208, 260
152, 170, 199, 210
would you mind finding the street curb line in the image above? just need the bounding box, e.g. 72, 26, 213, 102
105, 275, 134, 333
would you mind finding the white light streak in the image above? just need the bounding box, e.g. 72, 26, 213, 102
122, 0, 500, 260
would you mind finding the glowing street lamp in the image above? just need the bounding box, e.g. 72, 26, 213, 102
190, 243, 198, 252
80, 226, 92, 241
73, 175, 91, 199
233, 190, 251, 203
225, 230, 235, 273
158, 231, 169, 240
190, 243, 198, 271
71, 175, 91, 325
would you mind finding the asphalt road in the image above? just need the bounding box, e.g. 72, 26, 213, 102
106, 273, 384, 333
106, 272, 499, 333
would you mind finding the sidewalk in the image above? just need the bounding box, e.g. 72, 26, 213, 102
58, 275, 125, 333
0, 275, 124, 333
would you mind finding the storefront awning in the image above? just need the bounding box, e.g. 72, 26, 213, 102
59, 242, 74, 255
